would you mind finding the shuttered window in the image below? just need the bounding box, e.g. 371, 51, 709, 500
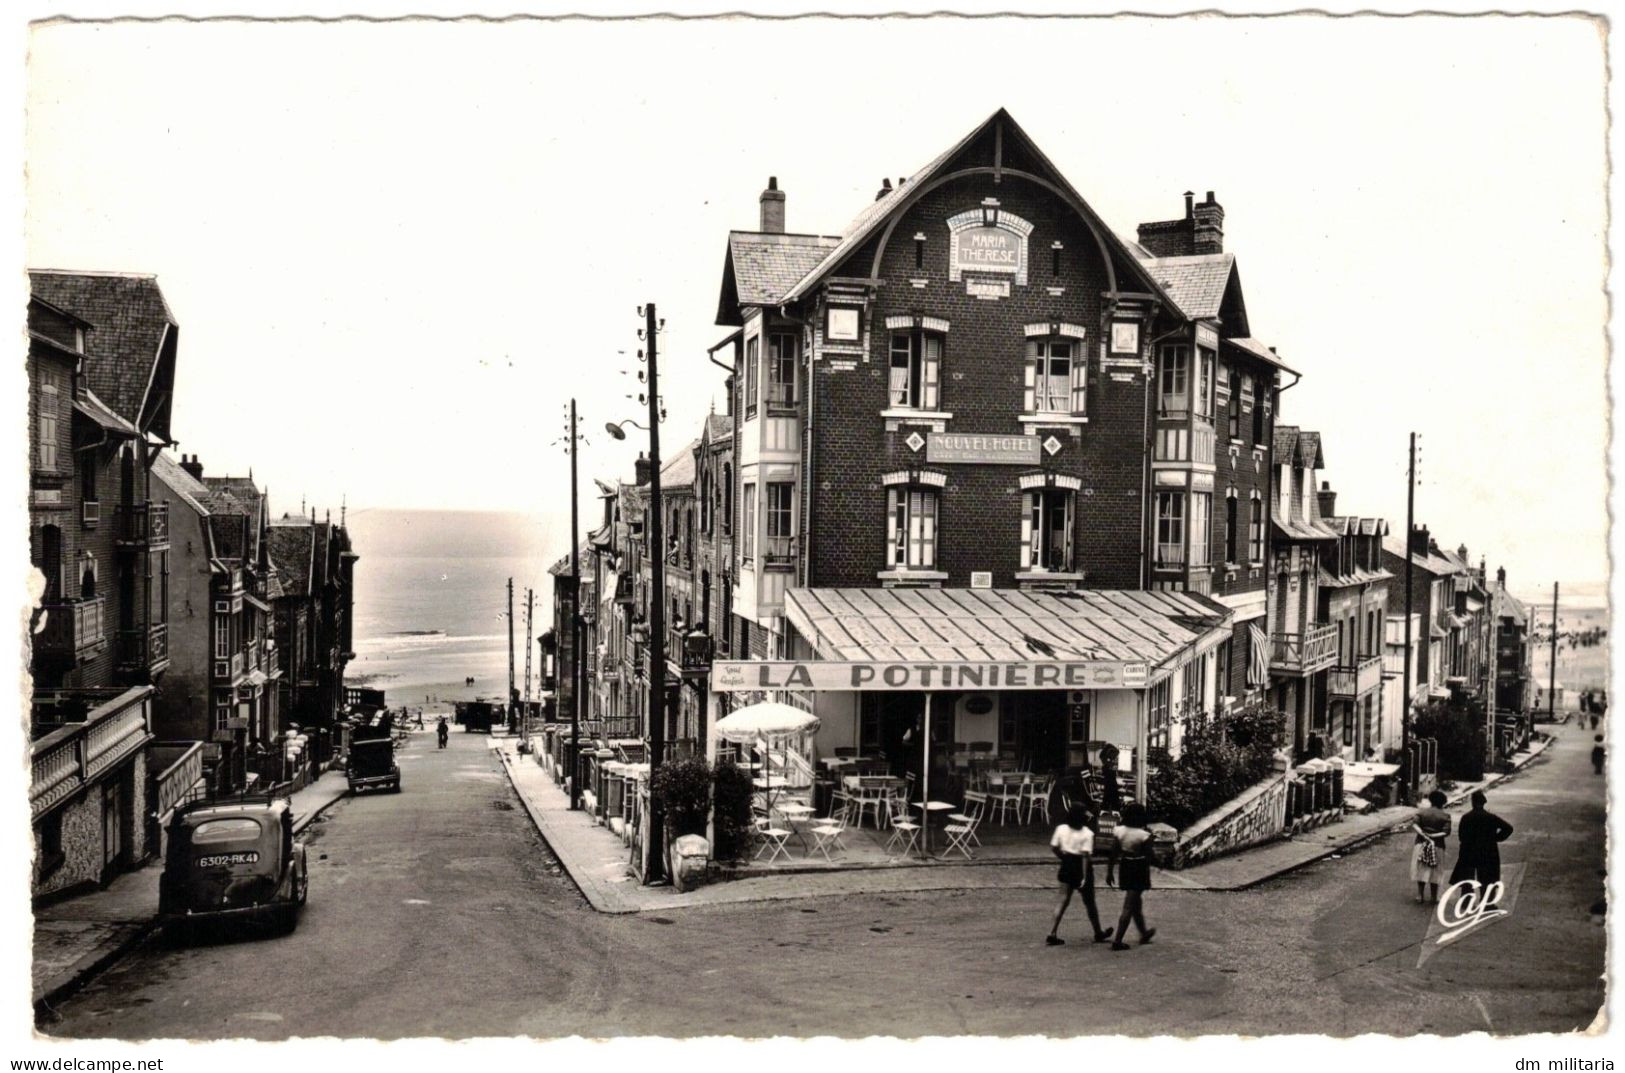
889, 331, 942, 410
1249, 492, 1265, 562
1020, 489, 1075, 572
1024, 339, 1084, 414
886, 487, 939, 569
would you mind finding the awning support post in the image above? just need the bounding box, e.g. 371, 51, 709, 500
922, 691, 933, 853
1135, 690, 1148, 803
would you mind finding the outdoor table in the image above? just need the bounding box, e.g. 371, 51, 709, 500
913, 800, 956, 854
774, 801, 816, 852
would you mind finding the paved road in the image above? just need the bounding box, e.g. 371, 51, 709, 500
43, 724, 1605, 1039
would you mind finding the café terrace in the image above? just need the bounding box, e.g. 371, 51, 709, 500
701, 587, 1232, 863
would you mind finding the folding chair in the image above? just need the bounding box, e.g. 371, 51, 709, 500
941, 809, 981, 860
754, 820, 793, 864
808, 810, 849, 862
883, 795, 922, 857
988, 774, 1025, 825
948, 791, 988, 849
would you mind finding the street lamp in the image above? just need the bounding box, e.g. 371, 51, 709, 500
980, 197, 1001, 228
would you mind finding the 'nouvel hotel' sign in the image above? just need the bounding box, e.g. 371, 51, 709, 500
927, 432, 1041, 465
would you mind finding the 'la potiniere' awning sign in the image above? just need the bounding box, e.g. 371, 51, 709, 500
710, 660, 1150, 693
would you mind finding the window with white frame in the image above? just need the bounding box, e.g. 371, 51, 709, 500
1195, 346, 1216, 419
767, 331, 797, 408
888, 330, 942, 410
764, 482, 794, 562
1155, 491, 1185, 568
886, 486, 939, 570
743, 337, 759, 420
1025, 338, 1085, 414
1021, 488, 1075, 573
1182, 654, 1205, 718
1158, 344, 1189, 414
740, 483, 756, 561
214, 614, 230, 659
1149, 679, 1172, 751
1189, 491, 1212, 568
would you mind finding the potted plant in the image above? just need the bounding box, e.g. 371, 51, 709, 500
651, 756, 712, 891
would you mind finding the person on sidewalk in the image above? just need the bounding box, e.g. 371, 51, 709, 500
1450, 790, 1514, 887
1105, 801, 1156, 951
1046, 803, 1111, 947
1411, 789, 1452, 903
437, 717, 450, 750
1593, 735, 1605, 775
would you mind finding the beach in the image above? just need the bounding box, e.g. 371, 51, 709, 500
345, 507, 564, 713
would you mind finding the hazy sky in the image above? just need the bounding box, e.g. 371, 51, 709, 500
23, 14, 1609, 587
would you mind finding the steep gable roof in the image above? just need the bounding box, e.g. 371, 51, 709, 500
658, 437, 700, 489
151, 452, 213, 521
716, 232, 841, 324
29, 271, 177, 435
268, 520, 316, 598
705, 413, 733, 443
766, 109, 1175, 313
1139, 253, 1233, 321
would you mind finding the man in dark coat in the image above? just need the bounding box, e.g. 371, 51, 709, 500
1449, 790, 1514, 886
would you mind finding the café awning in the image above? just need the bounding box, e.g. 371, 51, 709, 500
783, 587, 1231, 686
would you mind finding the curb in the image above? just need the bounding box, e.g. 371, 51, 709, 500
34, 921, 159, 1013
293, 782, 350, 835
495, 747, 628, 914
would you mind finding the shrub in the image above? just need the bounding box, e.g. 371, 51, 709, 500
1413, 697, 1487, 781
650, 756, 712, 838
710, 759, 755, 861
1145, 703, 1287, 831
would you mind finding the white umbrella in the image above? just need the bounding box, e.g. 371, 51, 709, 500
716, 702, 820, 817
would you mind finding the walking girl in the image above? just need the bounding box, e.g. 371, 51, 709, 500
1105, 802, 1157, 950
1411, 789, 1451, 903
1046, 803, 1111, 946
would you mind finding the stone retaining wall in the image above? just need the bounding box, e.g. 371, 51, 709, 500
1172, 773, 1289, 869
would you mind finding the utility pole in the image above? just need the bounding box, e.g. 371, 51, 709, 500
569, 398, 582, 810
1549, 581, 1560, 720
507, 577, 516, 733
523, 587, 535, 748
1401, 432, 1416, 803
643, 302, 668, 885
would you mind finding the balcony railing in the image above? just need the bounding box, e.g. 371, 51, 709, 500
31, 686, 152, 819
34, 596, 107, 664
763, 535, 797, 569
1328, 654, 1384, 698
118, 622, 170, 676
116, 502, 169, 547
1270, 623, 1339, 676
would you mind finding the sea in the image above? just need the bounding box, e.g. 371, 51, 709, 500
344, 508, 566, 711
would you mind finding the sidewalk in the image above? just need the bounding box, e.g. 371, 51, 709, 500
495, 726, 1561, 913
31, 768, 351, 1008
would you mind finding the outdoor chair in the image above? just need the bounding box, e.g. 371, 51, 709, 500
809, 809, 849, 862
1022, 775, 1054, 825
948, 790, 987, 849
941, 807, 981, 860
754, 823, 793, 865
829, 780, 855, 826
884, 795, 921, 857
988, 774, 1026, 825
851, 778, 889, 829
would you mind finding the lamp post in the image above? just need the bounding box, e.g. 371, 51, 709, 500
607, 301, 668, 884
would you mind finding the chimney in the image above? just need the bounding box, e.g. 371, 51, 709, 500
875, 178, 892, 202
1136, 191, 1199, 258
1317, 480, 1337, 521
759, 176, 785, 234
1497, 565, 1506, 588
1192, 190, 1225, 255
1409, 524, 1431, 558
180, 453, 203, 481
634, 452, 652, 487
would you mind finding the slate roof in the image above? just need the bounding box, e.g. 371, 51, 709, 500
1381, 535, 1465, 578
1138, 253, 1233, 320
268, 522, 316, 598
203, 476, 263, 519
1223, 335, 1298, 375
726, 232, 841, 307
1492, 584, 1530, 627
705, 413, 733, 443
1273, 426, 1324, 469
29, 271, 175, 428
151, 452, 214, 521
658, 437, 700, 489
73, 390, 138, 437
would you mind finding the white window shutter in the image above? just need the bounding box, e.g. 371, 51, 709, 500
886, 489, 900, 567
922, 335, 940, 410
1064, 492, 1076, 572
1023, 341, 1037, 412
1019, 493, 1033, 569
1070, 350, 1087, 414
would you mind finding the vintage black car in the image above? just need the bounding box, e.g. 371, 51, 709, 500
158, 797, 307, 936
347, 735, 400, 793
